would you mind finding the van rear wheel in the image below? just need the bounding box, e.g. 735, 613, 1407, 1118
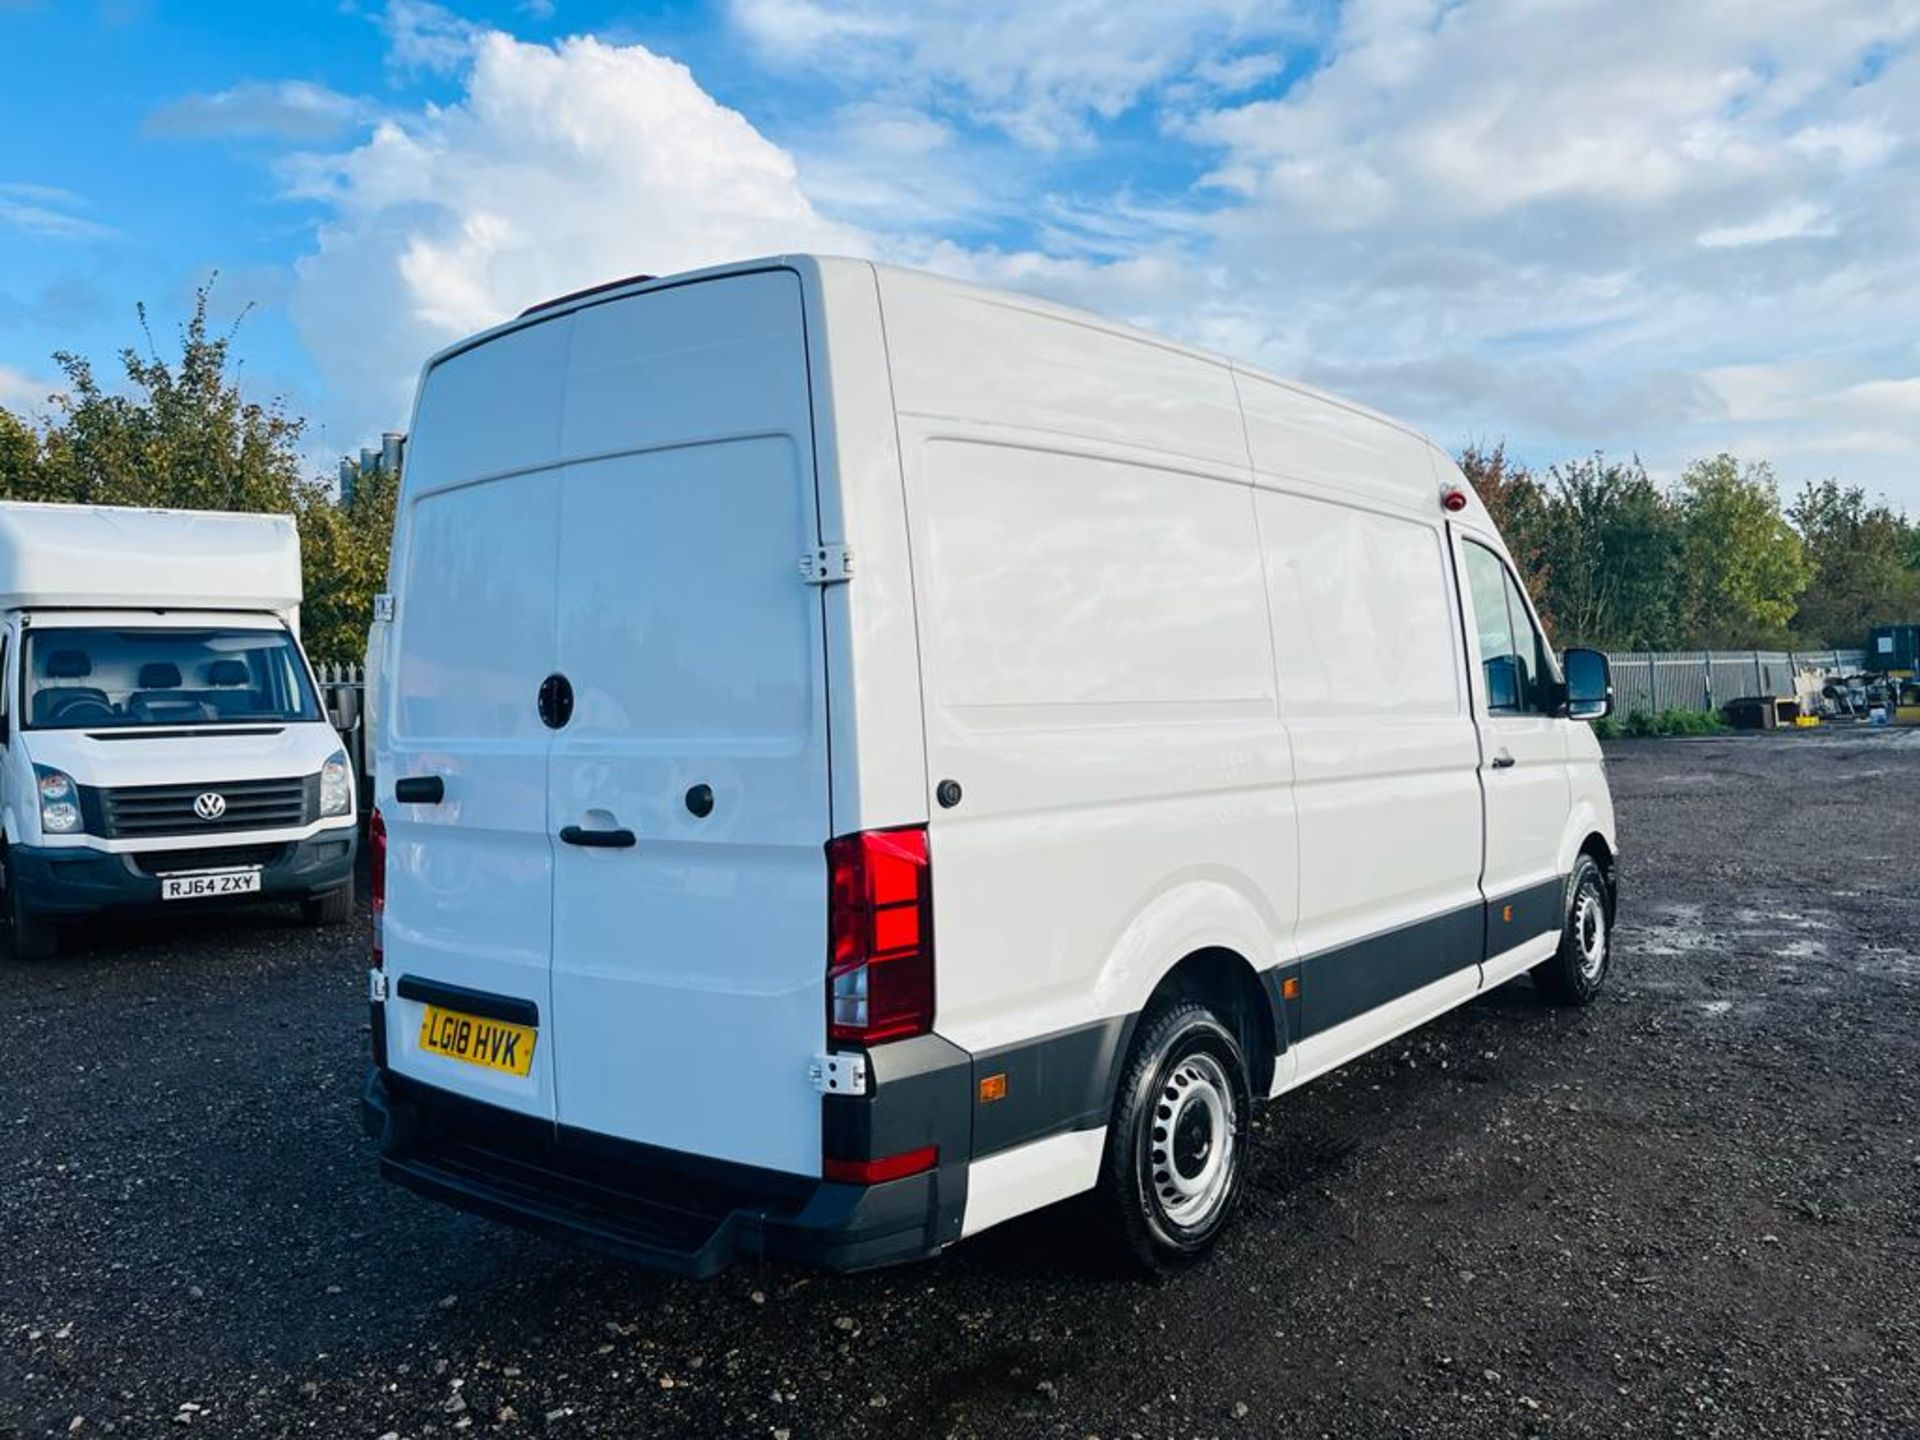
1097, 998, 1251, 1274
1532, 854, 1611, 1006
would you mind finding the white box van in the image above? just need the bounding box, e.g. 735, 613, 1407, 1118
0, 502, 358, 958
363, 258, 1617, 1273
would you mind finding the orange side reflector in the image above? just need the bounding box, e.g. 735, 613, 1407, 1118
1502, 904, 1514, 923
978, 1073, 1007, 1103
1281, 976, 1300, 1001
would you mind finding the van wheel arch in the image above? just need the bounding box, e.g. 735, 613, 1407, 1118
1129, 947, 1278, 1100
1578, 833, 1617, 916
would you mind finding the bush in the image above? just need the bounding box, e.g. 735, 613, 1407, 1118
1602, 707, 1728, 739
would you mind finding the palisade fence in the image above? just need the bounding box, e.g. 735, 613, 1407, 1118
313, 661, 370, 794
1598, 649, 1866, 718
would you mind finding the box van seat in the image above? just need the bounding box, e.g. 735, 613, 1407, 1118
127, 661, 214, 724
44, 648, 94, 679
202, 659, 260, 718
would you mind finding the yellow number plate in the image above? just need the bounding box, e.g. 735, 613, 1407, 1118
418, 1006, 537, 1077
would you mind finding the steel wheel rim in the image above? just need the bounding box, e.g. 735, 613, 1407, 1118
1574, 884, 1608, 980
1144, 1051, 1237, 1231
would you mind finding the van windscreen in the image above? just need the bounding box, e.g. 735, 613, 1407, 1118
23, 627, 322, 730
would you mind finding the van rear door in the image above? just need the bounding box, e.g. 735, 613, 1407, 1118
544, 276, 833, 1177
383, 272, 833, 1175
382, 310, 569, 1121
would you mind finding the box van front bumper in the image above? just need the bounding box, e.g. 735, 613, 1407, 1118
9, 833, 356, 917
362, 1064, 970, 1277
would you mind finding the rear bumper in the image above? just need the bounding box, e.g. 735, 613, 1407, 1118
10, 831, 356, 917
362, 1067, 966, 1276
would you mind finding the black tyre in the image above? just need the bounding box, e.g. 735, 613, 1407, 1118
301, 880, 355, 927
1532, 853, 1611, 1006
5, 858, 58, 960
1097, 998, 1252, 1274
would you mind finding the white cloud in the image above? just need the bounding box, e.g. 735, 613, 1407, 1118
145, 81, 368, 143
0, 183, 116, 240
278, 1, 1920, 509
1143, 0, 1920, 503
286, 27, 867, 441
729, 0, 1313, 148
1698, 202, 1835, 249
0, 363, 58, 412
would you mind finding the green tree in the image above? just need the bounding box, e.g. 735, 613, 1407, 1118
1673, 454, 1810, 647
1459, 441, 1555, 626
1787, 480, 1920, 647
0, 283, 394, 662
1539, 452, 1684, 650
298, 458, 398, 666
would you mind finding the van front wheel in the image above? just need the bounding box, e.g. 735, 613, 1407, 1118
4, 860, 58, 960
1098, 999, 1251, 1273
1532, 854, 1612, 1006
301, 881, 355, 927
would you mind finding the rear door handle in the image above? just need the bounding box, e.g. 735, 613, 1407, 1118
559, 825, 636, 848
394, 775, 444, 804
1490, 749, 1517, 769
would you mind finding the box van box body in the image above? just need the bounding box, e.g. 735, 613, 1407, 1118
364, 257, 1618, 1273
0, 503, 358, 957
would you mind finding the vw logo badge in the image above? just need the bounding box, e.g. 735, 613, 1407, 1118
194, 792, 227, 822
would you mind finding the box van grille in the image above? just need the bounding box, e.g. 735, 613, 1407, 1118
132, 844, 291, 876
92, 776, 316, 838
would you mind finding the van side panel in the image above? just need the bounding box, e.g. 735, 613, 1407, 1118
878, 273, 1296, 1128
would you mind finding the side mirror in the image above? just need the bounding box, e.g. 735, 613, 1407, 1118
1483, 654, 1521, 711
1563, 647, 1613, 720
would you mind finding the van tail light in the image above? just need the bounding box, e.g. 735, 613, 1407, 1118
824, 1146, 937, 1185
826, 825, 932, 1045
370, 806, 387, 968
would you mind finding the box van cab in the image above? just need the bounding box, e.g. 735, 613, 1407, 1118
363, 257, 1617, 1273
1, 503, 357, 958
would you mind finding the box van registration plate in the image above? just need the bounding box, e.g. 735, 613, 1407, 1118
418, 1006, 537, 1077
160, 869, 263, 900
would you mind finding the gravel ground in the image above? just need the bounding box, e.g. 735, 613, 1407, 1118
3, 731, 1918, 1439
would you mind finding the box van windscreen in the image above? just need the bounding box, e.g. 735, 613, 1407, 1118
24, 628, 322, 730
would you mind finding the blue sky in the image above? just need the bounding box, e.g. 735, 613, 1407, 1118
3, 0, 1918, 505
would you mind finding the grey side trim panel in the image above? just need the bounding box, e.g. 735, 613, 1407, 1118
950, 875, 1571, 1168
969, 1014, 1134, 1160
1485, 875, 1565, 957
1297, 902, 1484, 1038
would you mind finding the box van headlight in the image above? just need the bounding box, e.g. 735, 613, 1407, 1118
319, 751, 353, 818
35, 766, 82, 835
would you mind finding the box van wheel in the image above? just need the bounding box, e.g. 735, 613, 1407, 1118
1096, 997, 1252, 1274
1531, 853, 1611, 1006
3, 855, 58, 960
300, 878, 355, 927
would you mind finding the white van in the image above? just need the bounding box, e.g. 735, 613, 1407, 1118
363, 258, 1617, 1274
0, 503, 358, 958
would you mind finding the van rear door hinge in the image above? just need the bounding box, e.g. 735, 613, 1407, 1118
799, 545, 853, 586
809, 1052, 869, 1096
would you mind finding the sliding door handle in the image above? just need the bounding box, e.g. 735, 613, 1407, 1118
394, 775, 444, 804
559, 825, 636, 848
1490, 749, 1517, 770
